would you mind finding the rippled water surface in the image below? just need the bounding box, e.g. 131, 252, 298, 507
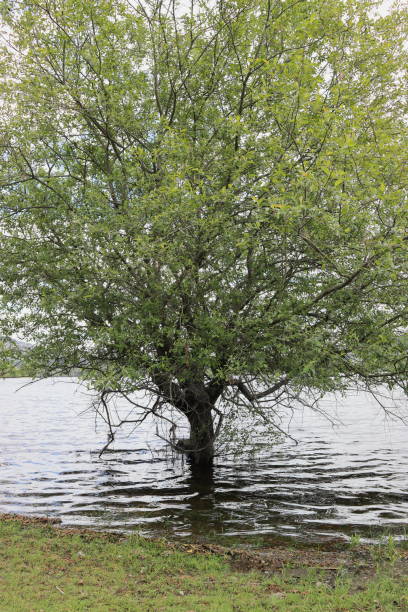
0, 377, 407, 543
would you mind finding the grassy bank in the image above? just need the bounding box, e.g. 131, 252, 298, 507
0, 515, 407, 611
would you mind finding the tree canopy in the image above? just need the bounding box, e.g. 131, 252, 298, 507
0, 0, 407, 465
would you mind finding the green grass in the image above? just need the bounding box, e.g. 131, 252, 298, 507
0, 517, 407, 611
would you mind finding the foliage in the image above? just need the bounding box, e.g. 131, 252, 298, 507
0, 338, 31, 376
0, 0, 407, 461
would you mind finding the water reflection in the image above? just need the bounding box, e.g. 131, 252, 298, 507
0, 377, 407, 543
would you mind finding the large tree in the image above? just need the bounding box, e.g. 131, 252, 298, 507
0, 0, 407, 466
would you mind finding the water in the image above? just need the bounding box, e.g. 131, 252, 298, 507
0, 377, 407, 544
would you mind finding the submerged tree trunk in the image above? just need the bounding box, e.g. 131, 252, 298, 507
176, 383, 216, 468
185, 402, 215, 466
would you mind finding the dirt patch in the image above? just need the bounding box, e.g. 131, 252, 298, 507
165, 536, 408, 593
228, 547, 349, 572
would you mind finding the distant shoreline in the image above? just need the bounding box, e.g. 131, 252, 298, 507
0, 375, 77, 379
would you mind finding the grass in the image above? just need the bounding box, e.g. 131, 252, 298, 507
0, 516, 407, 611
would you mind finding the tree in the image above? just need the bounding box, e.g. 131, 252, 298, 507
0, 0, 407, 468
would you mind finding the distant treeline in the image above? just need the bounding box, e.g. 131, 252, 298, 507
0, 364, 32, 378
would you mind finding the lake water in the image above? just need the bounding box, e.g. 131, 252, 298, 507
0, 377, 407, 544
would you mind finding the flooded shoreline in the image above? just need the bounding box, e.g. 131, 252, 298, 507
0, 377, 407, 544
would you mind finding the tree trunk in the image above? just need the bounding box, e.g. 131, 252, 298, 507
176, 382, 216, 468
186, 401, 215, 467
